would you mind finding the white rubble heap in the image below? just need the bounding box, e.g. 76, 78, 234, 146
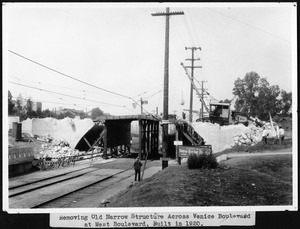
36, 137, 83, 160
35, 136, 103, 161
232, 126, 263, 147
22, 117, 94, 149
191, 121, 277, 153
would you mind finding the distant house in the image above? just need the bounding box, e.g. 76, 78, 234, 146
55, 108, 87, 118
8, 116, 20, 129
32, 101, 42, 112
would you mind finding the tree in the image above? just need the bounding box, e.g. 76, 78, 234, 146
41, 109, 52, 118
26, 98, 37, 119
91, 107, 104, 120
8, 90, 15, 115
15, 94, 23, 112
219, 99, 231, 103
233, 72, 283, 120
279, 90, 292, 117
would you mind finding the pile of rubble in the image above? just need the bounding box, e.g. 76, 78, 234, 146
36, 138, 82, 160
232, 126, 263, 147
192, 119, 280, 152
232, 118, 280, 147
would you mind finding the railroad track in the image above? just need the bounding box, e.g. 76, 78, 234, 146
9, 158, 140, 209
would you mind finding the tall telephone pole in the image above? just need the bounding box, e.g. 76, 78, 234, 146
140, 98, 148, 114
152, 7, 184, 169
185, 47, 201, 122
199, 80, 208, 119
140, 98, 143, 114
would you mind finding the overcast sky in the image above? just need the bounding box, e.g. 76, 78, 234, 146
3, 2, 297, 117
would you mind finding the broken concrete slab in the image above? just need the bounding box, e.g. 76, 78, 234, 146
22, 117, 95, 149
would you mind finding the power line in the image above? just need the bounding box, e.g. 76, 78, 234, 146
187, 8, 200, 46
144, 90, 162, 100
207, 8, 289, 43
183, 13, 196, 47
9, 76, 122, 98
8, 50, 131, 99
133, 84, 163, 98
171, 20, 186, 48
9, 81, 125, 108
123, 105, 140, 115
169, 27, 186, 59
8, 49, 157, 118
36, 99, 93, 109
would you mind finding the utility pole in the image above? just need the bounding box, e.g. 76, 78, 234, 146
152, 7, 184, 169
185, 47, 201, 122
199, 80, 208, 120
140, 98, 148, 114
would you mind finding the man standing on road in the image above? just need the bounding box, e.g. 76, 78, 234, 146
262, 127, 269, 144
134, 157, 142, 182
279, 126, 285, 145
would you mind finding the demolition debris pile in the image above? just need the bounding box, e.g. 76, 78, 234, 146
232, 126, 262, 147
37, 139, 82, 160
192, 122, 265, 153
22, 117, 95, 149
31, 134, 104, 170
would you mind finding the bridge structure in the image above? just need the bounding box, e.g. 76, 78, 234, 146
103, 114, 160, 159
77, 114, 206, 162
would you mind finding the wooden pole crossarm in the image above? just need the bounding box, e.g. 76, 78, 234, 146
151, 11, 184, 16
181, 62, 209, 113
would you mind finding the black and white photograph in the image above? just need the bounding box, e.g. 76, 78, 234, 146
2, 2, 298, 228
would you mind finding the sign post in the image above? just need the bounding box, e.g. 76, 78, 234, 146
178, 145, 212, 159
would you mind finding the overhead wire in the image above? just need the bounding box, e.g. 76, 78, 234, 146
206, 8, 290, 43
197, 9, 242, 84
144, 89, 162, 99
9, 76, 122, 98
186, 8, 201, 47
33, 99, 93, 110
8, 50, 158, 119
133, 84, 163, 99
9, 81, 125, 108
183, 11, 196, 47
8, 50, 131, 99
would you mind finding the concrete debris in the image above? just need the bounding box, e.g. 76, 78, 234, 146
36, 133, 53, 143
192, 119, 281, 152
22, 117, 95, 149
36, 138, 82, 159
232, 126, 263, 147
192, 122, 264, 153
21, 133, 35, 142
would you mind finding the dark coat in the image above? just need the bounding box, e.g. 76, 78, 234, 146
134, 160, 142, 170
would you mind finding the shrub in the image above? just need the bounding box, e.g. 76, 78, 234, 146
187, 153, 218, 170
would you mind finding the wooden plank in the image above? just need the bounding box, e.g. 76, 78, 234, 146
83, 137, 92, 148
88, 135, 102, 152
9, 167, 99, 197
9, 169, 124, 208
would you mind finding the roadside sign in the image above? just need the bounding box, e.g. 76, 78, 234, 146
161, 120, 171, 124
179, 145, 212, 158
132, 103, 137, 109
174, 141, 183, 146
160, 157, 171, 161
141, 100, 148, 105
